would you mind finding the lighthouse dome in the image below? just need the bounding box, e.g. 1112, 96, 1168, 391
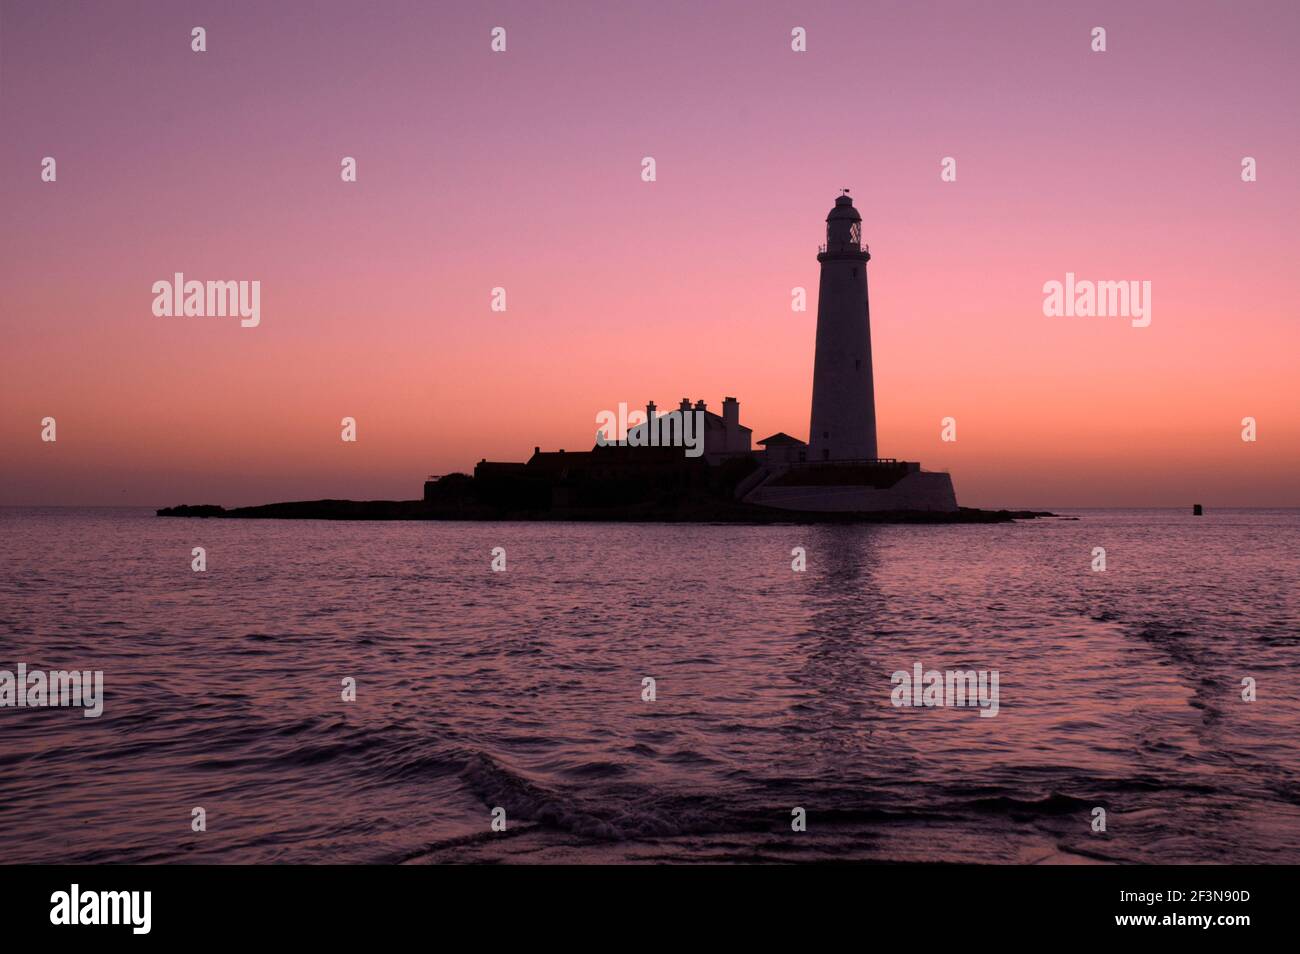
826, 193, 861, 223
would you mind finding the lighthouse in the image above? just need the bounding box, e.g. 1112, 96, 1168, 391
808, 191, 877, 462
740, 192, 958, 512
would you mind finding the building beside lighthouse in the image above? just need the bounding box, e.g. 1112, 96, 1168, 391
740, 192, 958, 513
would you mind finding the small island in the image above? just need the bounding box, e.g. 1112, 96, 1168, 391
158, 454, 1051, 524
161, 195, 1060, 527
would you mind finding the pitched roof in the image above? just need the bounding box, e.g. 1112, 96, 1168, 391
757, 432, 806, 446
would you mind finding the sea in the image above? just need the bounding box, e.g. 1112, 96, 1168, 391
1, 507, 1297, 864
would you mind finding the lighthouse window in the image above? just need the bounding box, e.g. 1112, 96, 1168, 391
855, 359, 861, 371
850, 268, 857, 277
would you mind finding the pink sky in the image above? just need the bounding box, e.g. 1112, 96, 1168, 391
1, 0, 1297, 508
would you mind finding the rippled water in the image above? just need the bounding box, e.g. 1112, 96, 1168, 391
1, 507, 1297, 864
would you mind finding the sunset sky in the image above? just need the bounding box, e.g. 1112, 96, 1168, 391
2, 0, 1296, 508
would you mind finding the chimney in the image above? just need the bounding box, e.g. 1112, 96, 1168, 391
722, 397, 739, 426
694, 399, 707, 412
679, 397, 691, 412
722, 397, 740, 451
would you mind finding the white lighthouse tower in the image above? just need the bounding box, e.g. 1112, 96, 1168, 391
809, 191, 876, 462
